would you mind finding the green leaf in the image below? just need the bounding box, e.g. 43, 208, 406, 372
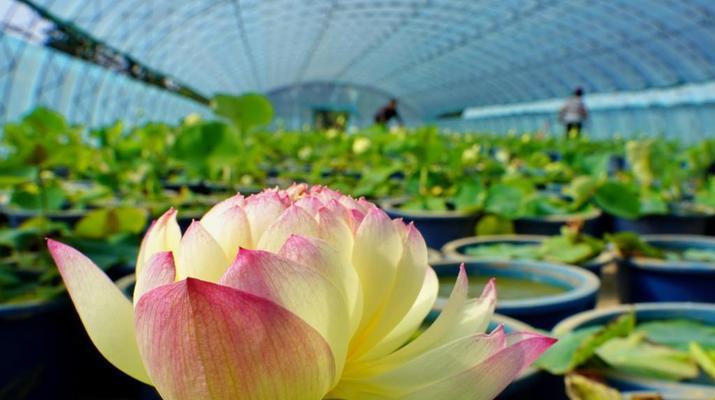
540, 236, 598, 264
24, 107, 68, 136
9, 184, 66, 210
465, 243, 539, 259
484, 183, 525, 218
353, 166, 398, 197
424, 196, 448, 212
171, 121, 236, 177
524, 194, 573, 216
0, 165, 38, 186
689, 342, 715, 380
453, 181, 484, 212
397, 196, 449, 212
0, 225, 45, 249
576, 153, 610, 177
638, 319, 715, 351
537, 327, 602, 374
564, 374, 622, 400
212, 93, 273, 131
74, 208, 148, 239
597, 332, 698, 380
639, 189, 668, 215
565, 176, 599, 207
606, 232, 664, 258
681, 248, 715, 262
537, 313, 635, 374
594, 181, 641, 219
695, 177, 715, 210
399, 197, 427, 212
475, 214, 514, 236
68, 234, 140, 270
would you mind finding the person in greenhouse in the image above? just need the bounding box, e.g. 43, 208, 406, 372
558, 87, 588, 138
374, 98, 404, 126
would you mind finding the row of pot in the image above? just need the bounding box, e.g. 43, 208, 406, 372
3, 195, 714, 399
433, 234, 715, 308
7, 275, 710, 400
382, 198, 715, 249
3, 239, 712, 399
3, 184, 710, 247
422, 236, 715, 398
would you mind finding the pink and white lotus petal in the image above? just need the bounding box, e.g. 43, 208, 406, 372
356, 268, 439, 362
331, 326, 509, 398
200, 193, 245, 220
136, 209, 181, 276
294, 196, 325, 217
279, 235, 363, 333
352, 207, 403, 333
47, 239, 150, 383
256, 205, 318, 252
382, 267, 496, 367
244, 191, 289, 243
316, 203, 354, 259
221, 249, 351, 379
348, 224, 429, 359
398, 332, 556, 400
200, 203, 252, 259
134, 278, 336, 400
175, 221, 230, 282
133, 251, 176, 305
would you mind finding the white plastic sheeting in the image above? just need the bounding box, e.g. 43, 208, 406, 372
0, 34, 211, 126
2, 0, 715, 130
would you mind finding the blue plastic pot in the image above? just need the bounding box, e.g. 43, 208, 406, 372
615, 235, 715, 303
318, 168, 362, 180
610, 206, 711, 235
441, 235, 612, 276
706, 215, 715, 236
0, 297, 70, 399
622, 392, 683, 400
553, 303, 715, 398
162, 180, 231, 195
380, 198, 480, 249
609, 154, 626, 174
1, 207, 87, 228
541, 182, 564, 194
514, 208, 606, 237
431, 260, 600, 330
427, 248, 442, 263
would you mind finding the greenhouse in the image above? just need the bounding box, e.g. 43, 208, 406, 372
1, 0, 715, 399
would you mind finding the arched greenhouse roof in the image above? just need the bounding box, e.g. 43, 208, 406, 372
2, 0, 715, 124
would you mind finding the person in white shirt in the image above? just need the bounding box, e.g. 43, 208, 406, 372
558, 87, 588, 137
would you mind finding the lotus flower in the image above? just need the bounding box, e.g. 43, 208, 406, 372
48, 184, 555, 399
